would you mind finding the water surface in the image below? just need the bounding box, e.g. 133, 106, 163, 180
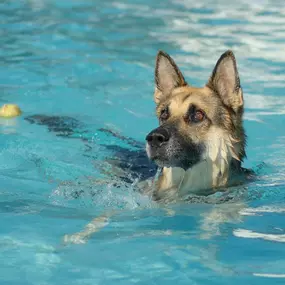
1, 0, 285, 284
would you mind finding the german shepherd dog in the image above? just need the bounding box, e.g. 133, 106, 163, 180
62, 50, 253, 244
145, 50, 248, 201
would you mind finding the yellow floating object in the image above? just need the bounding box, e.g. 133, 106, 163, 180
0, 104, 22, 118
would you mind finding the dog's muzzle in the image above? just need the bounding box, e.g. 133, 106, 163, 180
146, 127, 170, 148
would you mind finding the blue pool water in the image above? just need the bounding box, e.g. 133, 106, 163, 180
1, 0, 285, 284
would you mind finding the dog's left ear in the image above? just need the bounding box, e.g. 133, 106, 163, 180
154, 51, 187, 104
207, 50, 243, 113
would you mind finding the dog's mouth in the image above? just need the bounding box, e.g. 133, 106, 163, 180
146, 143, 169, 166
146, 139, 203, 170
149, 156, 172, 168
146, 142, 185, 168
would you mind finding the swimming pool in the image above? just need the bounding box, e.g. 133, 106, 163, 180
1, 0, 285, 284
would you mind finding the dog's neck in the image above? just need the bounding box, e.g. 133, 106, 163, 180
155, 160, 230, 198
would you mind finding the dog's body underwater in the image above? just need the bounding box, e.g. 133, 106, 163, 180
144, 50, 249, 201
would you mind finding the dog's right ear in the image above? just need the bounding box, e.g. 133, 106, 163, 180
154, 51, 187, 104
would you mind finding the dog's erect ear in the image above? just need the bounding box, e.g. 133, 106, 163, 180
154, 51, 186, 104
207, 50, 243, 113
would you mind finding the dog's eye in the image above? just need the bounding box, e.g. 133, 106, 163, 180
186, 106, 205, 123
160, 107, 169, 121
192, 110, 205, 123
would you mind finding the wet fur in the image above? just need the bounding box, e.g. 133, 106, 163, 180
146, 50, 248, 201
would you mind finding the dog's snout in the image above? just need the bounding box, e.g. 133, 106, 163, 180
146, 128, 170, 147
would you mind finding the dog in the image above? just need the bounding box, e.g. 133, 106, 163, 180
63, 50, 254, 244
144, 49, 250, 202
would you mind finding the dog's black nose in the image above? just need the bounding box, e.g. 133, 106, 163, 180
146, 127, 170, 147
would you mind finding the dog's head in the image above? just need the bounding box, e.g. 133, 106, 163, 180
146, 50, 246, 170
